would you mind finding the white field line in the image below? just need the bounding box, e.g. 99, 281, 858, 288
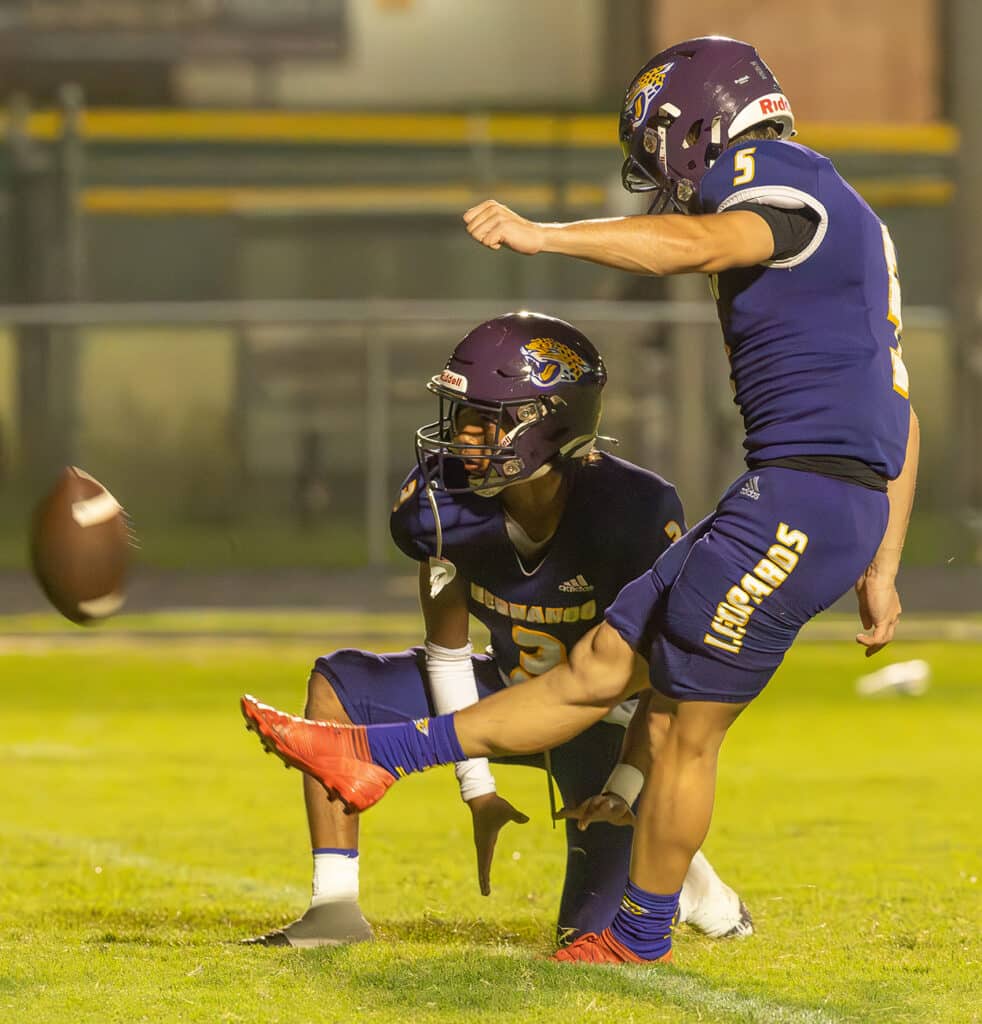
1, 616, 981, 655
624, 968, 845, 1024
0, 628, 421, 655
0, 633, 413, 655
0, 825, 307, 903
2, 832, 852, 1023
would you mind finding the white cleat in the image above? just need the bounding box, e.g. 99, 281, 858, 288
856, 659, 930, 698
682, 885, 754, 939
678, 850, 754, 939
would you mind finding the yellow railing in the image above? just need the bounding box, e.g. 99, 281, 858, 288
0, 109, 959, 155
80, 177, 952, 216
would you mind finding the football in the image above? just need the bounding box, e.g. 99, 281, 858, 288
30, 466, 132, 624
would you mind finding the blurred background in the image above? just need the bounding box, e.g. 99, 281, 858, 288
0, 0, 980, 612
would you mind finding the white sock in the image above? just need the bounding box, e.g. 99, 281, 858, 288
311, 849, 359, 906
678, 850, 717, 922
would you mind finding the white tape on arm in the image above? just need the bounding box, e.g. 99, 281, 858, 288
425, 639, 496, 801
602, 763, 644, 807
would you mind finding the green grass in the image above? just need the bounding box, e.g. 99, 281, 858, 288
0, 630, 979, 1023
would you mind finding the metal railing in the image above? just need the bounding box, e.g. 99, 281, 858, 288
0, 299, 953, 567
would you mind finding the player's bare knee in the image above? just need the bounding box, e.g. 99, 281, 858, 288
305, 669, 351, 723
672, 700, 746, 761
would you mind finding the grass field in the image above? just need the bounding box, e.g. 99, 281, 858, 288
0, 617, 979, 1024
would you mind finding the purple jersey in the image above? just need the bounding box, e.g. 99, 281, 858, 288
699, 140, 911, 479
390, 452, 684, 682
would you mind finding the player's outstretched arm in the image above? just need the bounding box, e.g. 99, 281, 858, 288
419, 563, 529, 895
463, 199, 774, 275
856, 409, 920, 657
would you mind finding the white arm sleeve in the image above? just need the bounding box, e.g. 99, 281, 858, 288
425, 639, 496, 801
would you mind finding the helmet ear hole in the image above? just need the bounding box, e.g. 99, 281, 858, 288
682, 119, 703, 149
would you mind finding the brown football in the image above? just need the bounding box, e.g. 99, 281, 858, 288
30, 467, 132, 624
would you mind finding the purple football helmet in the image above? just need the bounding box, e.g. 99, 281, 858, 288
416, 312, 607, 495
619, 36, 795, 214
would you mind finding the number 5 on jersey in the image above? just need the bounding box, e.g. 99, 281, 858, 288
732, 147, 757, 186
880, 223, 909, 399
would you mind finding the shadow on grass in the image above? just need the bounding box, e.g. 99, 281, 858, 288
30, 906, 541, 951
45, 906, 303, 948
226, 911, 549, 950
375, 912, 545, 948
305, 945, 865, 1024
45, 908, 927, 1023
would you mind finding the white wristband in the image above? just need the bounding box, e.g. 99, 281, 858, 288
425, 639, 496, 801
602, 763, 644, 807
455, 757, 497, 802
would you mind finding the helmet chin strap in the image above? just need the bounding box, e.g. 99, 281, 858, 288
561, 434, 599, 459
466, 401, 552, 496
424, 483, 458, 598
479, 430, 602, 496
426, 434, 597, 593
471, 461, 552, 498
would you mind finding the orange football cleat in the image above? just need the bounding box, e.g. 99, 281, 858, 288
551, 929, 673, 965
240, 695, 396, 813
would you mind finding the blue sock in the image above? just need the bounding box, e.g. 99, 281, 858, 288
364, 714, 466, 777
608, 880, 680, 960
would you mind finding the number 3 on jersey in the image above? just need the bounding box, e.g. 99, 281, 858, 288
880, 223, 910, 399
509, 625, 568, 683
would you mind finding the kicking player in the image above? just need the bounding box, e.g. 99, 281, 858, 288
246, 311, 750, 948
241, 37, 918, 965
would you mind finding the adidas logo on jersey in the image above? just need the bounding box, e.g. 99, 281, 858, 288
739, 476, 762, 501
559, 574, 594, 593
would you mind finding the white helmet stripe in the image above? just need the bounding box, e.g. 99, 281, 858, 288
728, 92, 795, 140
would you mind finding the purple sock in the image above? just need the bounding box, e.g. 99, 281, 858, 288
608, 880, 680, 961
364, 714, 466, 777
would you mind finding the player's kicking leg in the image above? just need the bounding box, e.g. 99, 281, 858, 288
241, 618, 645, 813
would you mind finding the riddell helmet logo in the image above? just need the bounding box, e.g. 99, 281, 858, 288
758, 95, 790, 116
521, 338, 588, 389
626, 61, 675, 129
438, 369, 468, 392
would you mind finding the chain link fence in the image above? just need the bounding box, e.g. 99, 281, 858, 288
0, 299, 956, 572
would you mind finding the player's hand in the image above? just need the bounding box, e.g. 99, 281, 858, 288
468, 792, 530, 896
555, 793, 635, 831
463, 200, 545, 254
855, 568, 902, 657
